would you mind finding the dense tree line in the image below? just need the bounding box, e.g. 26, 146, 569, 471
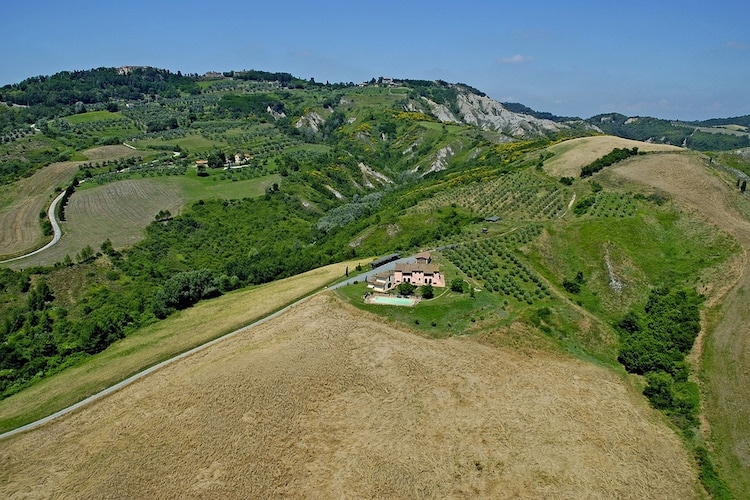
217, 93, 286, 118
0, 67, 199, 110
580, 147, 639, 177
616, 287, 703, 430
225, 70, 307, 87
501, 102, 581, 122
405, 80, 460, 115
691, 115, 750, 128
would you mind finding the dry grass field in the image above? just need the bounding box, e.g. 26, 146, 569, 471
608, 153, 750, 496
0, 259, 361, 433
0, 146, 140, 261
543, 136, 683, 178
0, 294, 700, 499
0, 161, 78, 259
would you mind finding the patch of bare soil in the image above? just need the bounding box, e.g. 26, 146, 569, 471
544, 136, 683, 178
611, 153, 750, 493
81, 145, 140, 161
0, 295, 699, 499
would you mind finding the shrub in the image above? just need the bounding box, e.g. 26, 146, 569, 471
396, 282, 416, 296
450, 278, 465, 293
562, 279, 581, 294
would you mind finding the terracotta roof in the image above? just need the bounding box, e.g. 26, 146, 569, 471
395, 263, 439, 274
367, 271, 392, 283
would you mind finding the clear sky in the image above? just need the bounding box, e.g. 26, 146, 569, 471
2, 0, 748, 120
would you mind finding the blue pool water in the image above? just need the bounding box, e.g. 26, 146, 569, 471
369, 296, 414, 306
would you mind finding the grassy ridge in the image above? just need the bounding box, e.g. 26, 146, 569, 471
0, 258, 363, 433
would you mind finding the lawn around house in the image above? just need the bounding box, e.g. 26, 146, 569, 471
336, 278, 503, 338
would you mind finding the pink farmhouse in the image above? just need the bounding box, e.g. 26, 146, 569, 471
367, 252, 445, 293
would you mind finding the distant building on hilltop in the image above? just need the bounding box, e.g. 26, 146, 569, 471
118, 66, 152, 75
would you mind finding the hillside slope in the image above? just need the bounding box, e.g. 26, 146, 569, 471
607, 153, 750, 496
543, 135, 683, 178
0, 294, 699, 498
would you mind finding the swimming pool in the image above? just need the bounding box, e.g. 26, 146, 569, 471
368, 296, 416, 306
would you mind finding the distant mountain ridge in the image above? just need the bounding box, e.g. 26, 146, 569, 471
588, 112, 750, 150
2, 66, 750, 150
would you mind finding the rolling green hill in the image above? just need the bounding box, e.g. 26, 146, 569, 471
1, 66, 749, 497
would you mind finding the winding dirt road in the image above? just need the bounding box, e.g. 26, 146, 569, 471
0, 189, 65, 264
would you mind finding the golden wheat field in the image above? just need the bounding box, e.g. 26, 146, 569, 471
0, 294, 700, 499
543, 136, 683, 178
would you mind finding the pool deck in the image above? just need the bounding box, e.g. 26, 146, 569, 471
364, 294, 420, 307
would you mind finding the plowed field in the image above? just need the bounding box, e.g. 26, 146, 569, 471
0, 161, 78, 259
0, 146, 139, 261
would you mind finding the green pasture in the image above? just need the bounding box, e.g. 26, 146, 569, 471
177, 170, 281, 200
528, 204, 739, 321
133, 134, 225, 153
77, 168, 281, 201
64, 110, 126, 124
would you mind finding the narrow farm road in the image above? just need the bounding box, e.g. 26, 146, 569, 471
0, 255, 416, 440
0, 190, 65, 264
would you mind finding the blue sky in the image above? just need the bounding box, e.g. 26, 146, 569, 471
2, 0, 748, 120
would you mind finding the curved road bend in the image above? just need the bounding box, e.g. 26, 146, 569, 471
0, 190, 66, 264
0, 254, 422, 440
